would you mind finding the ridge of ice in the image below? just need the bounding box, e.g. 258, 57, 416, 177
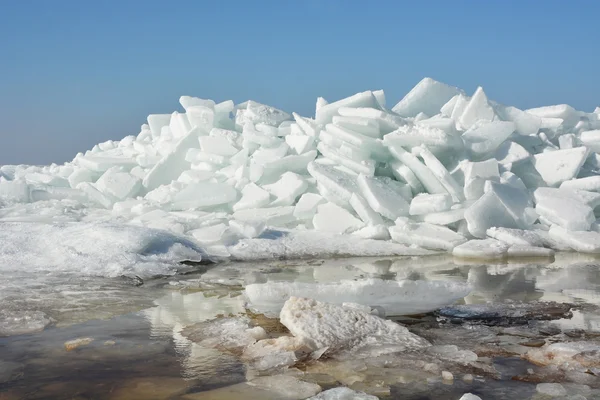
4, 76, 600, 277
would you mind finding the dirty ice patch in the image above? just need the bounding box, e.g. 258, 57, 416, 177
0, 222, 206, 279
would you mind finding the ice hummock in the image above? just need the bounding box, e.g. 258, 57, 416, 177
3, 76, 600, 279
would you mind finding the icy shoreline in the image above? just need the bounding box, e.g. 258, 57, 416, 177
2, 77, 600, 274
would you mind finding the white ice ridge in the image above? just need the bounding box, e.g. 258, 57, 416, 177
244, 278, 471, 317
3, 76, 600, 269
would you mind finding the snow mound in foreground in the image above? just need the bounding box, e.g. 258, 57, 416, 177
0, 222, 205, 278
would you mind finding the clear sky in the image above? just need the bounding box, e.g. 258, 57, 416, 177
1, 0, 599, 165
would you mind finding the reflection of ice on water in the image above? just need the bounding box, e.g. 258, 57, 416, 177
142, 291, 246, 380
140, 255, 600, 385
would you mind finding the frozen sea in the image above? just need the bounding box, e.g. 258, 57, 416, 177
1, 254, 599, 400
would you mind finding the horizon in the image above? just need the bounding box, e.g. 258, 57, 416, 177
1, 0, 599, 165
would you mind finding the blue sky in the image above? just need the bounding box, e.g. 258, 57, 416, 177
1, 0, 599, 165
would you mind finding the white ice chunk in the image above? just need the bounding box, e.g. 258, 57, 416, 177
459, 394, 482, 400
294, 193, 326, 220
77, 182, 117, 209
338, 107, 405, 133
385, 142, 446, 194
95, 169, 142, 200
143, 127, 201, 191
390, 162, 425, 195
77, 155, 137, 173
486, 227, 544, 246
316, 91, 379, 125
171, 182, 237, 210
307, 162, 358, 205
317, 142, 376, 176
293, 113, 320, 137
533, 187, 600, 209
422, 208, 465, 226
228, 219, 266, 239
187, 105, 215, 129
495, 105, 542, 136
493, 141, 530, 166
243, 101, 291, 126
147, 114, 171, 137
548, 225, 600, 253
458, 87, 496, 130
559, 133, 578, 149
308, 387, 378, 400
285, 134, 315, 155
392, 77, 462, 118
384, 124, 462, 154
263, 172, 307, 206
453, 239, 509, 259
232, 206, 296, 227
190, 223, 235, 245
357, 174, 410, 220
533, 146, 589, 187
199, 135, 239, 156
409, 193, 453, 215
349, 193, 384, 225
507, 245, 554, 258
389, 221, 466, 251
332, 115, 381, 138
280, 297, 430, 355
462, 121, 515, 156
0, 180, 30, 203
169, 111, 192, 138
560, 176, 600, 192
418, 146, 464, 202
465, 182, 535, 237
233, 183, 271, 212
535, 197, 594, 231
313, 203, 365, 234
440, 94, 460, 117
463, 159, 500, 200
526, 104, 580, 128
262, 150, 318, 175
352, 224, 390, 240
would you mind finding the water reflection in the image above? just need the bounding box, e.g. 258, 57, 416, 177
1, 254, 600, 399
142, 254, 600, 383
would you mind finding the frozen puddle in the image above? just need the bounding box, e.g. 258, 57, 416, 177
1, 257, 600, 399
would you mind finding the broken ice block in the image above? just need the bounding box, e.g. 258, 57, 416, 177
392, 77, 462, 118
171, 182, 237, 210
535, 197, 594, 231
313, 203, 365, 234
409, 193, 453, 215
389, 221, 466, 251
357, 174, 410, 220
533, 146, 589, 187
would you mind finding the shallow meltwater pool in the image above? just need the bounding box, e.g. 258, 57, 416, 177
1, 254, 600, 400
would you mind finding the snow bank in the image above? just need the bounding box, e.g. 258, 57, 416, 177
3, 76, 600, 269
0, 222, 205, 278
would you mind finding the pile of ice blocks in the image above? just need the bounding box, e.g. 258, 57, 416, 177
2, 77, 600, 260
